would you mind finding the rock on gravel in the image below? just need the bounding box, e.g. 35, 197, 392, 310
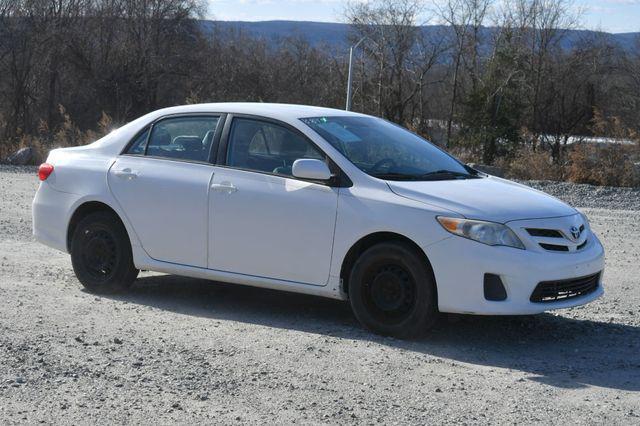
5, 147, 33, 166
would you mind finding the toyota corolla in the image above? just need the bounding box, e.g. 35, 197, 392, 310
32, 103, 605, 338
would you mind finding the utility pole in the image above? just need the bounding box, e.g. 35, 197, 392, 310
346, 37, 367, 111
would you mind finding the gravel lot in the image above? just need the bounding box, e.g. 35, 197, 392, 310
1, 165, 639, 424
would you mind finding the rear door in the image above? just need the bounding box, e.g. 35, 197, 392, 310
208, 117, 339, 286
108, 114, 222, 268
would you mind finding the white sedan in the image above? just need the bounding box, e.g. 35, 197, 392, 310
32, 103, 605, 338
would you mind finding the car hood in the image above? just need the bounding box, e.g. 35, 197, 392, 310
387, 176, 577, 223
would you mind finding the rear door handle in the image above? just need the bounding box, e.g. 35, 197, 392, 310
211, 182, 237, 193
113, 168, 138, 180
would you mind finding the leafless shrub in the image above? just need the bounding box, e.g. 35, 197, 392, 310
565, 110, 640, 187
1, 106, 113, 164
504, 147, 564, 181
568, 144, 639, 187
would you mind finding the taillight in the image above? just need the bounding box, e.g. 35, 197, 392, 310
38, 163, 54, 181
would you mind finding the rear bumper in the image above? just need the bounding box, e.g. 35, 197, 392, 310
426, 234, 605, 315
32, 182, 80, 253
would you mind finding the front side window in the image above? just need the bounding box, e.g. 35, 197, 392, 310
301, 116, 476, 181
226, 118, 324, 177
140, 116, 219, 162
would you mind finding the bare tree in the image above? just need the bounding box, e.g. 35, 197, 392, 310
437, 0, 494, 144
498, 0, 580, 140
345, 0, 444, 124
0, 0, 637, 181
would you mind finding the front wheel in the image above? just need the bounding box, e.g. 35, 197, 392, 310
70, 211, 138, 294
348, 242, 438, 338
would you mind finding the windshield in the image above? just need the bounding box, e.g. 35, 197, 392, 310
300, 116, 476, 181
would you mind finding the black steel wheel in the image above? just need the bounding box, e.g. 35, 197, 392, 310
363, 263, 417, 324
81, 227, 118, 281
71, 211, 138, 293
348, 241, 438, 338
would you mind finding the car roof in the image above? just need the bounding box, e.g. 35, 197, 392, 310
148, 102, 365, 121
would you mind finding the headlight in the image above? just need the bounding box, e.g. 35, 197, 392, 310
437, 216, 525, 249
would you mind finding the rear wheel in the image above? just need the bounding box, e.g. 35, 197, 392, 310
70, 211, 138, 293
348, 242, 438, 338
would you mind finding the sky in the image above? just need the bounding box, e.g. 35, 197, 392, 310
207, 0, 640, 34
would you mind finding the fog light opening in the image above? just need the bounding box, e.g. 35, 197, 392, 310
484, 273, 507, 301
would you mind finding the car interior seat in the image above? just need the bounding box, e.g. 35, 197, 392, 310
173, 136, 205, 161
147, 127, 172, 157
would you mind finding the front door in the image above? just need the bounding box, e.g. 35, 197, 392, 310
208, 117, 338, 286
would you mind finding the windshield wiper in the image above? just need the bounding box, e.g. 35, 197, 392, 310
371, 172, 422, 181
372, 170, 479, 181
417, 170, 477, 180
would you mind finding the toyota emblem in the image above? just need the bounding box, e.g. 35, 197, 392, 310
570, 225, 581, 241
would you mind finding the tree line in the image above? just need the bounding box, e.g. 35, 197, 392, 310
0, 0, 638, 184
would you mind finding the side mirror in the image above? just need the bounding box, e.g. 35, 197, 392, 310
292, 159, 332, 181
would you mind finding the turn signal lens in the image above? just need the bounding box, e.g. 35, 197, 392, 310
436, 217, 460, 233
436, 216, 525, 249
38, 163, 54, 181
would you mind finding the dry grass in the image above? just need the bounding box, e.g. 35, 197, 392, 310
2, 107, 639, 188
501, 147, 564, 181
568, 143, 640, 187
461, 111, 640, 187
1, 106, 112, 165
499, 143, 639, 187
452, 142, 639, 187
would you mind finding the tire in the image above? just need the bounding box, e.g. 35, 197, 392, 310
348, 241, 438, 339
70, 211, 139, 294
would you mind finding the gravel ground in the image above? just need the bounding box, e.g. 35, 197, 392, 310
523, 180, 640, 211
1, 165, 639, 425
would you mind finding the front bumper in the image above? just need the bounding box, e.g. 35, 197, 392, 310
427, 233, 605, 315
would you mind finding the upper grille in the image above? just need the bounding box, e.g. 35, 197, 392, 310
530, 273, 600, 303
525, 224, 587, 252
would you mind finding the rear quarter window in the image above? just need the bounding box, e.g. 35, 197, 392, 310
126, 128, 150, 155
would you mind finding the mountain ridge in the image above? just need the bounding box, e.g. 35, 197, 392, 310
202, 20, 639, 53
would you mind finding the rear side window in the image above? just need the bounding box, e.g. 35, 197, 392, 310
127, 128, 150, 155
227, 118, 324, 176
129, 116, 219, 162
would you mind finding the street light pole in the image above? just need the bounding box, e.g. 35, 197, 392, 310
345, 37, 366, 111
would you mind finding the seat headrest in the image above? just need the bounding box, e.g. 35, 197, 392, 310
202, 130, 215, 148
174, 136, 203, 151
153, 128, 171, 146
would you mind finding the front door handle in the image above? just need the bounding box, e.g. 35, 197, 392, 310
113, 168, 138, 180
211, 182, 237, 193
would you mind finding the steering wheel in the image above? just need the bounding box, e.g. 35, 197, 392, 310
370, 158, 397, 173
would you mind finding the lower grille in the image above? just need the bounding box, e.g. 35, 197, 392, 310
530, 273, 600, 303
